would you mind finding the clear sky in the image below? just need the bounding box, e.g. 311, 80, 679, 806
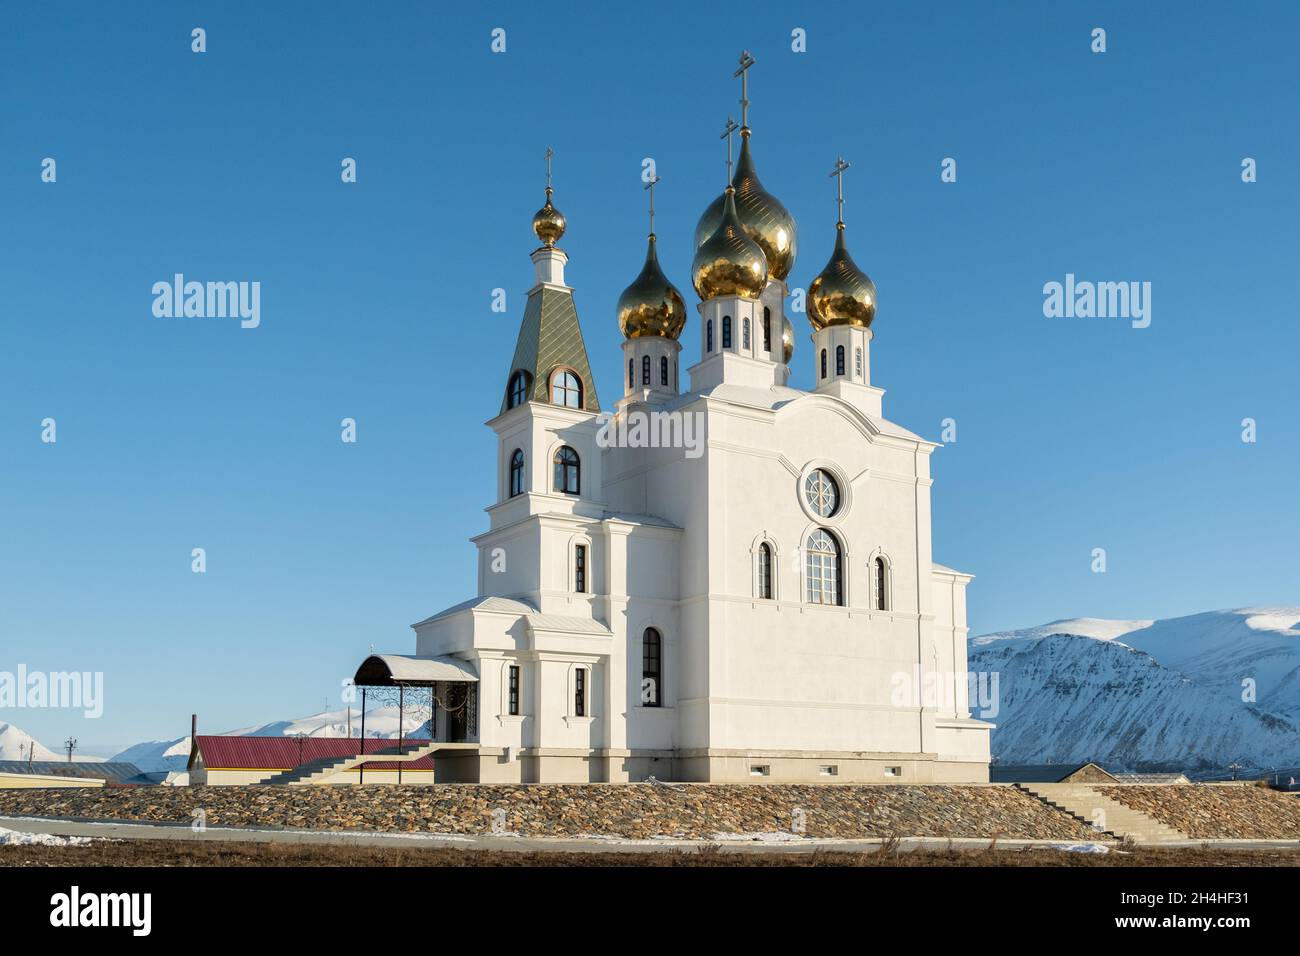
2, 1, 1297, 750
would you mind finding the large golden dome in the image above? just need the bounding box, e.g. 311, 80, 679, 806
807, 223, 876, 330
694, 133, 797, 282
618, 235, 687, 339
781, 313, 794, 364
532, 186, 566, 247
692, 187, 769, 301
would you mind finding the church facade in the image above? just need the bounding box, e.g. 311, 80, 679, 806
393, 65, 991, 785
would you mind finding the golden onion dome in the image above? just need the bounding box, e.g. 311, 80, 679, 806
532, 186, 566, 246
694, 132, 797, 282
807, 223, 877, 330
692, 186, 769, 301
781, 313, 795, 364
618, 235, 687, 339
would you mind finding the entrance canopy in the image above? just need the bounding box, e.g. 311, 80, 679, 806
354, 653, 479, 687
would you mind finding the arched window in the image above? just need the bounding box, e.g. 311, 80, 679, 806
509, 449, 525, 497
553, 445, 580, 495
805, 529, 842, 606
763, 307, 771, 351
642, 628, 662, 707
872, 557, 888, 611
550, 369, 582, 408
757, 542, 773, 599
706, 319, 714, 353
820, 348, 828, 379
628, 358, 634, 389
507, 371, 530, 409
742, 317, 751, 350
836, 345, 845, 376
722, 316, 732, 349
641, 354, 651, 386
855, 347, 862, 378
660, 355, 669, 386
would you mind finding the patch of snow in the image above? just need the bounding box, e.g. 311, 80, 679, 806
0, 826, 91, 847
708, 831, 809, 843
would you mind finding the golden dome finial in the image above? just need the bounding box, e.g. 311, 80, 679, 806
694, 64, 798, 282
619, 233, 688, 340
692, 185, 768, 301
807, 157, 877, 330
618, 175, 688, 339
532, 147, 566, 247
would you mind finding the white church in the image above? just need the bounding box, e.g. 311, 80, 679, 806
357, 59, 991, 785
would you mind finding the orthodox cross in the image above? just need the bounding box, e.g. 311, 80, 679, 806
544, 146, 555, 194
720, 117, 739, 184
829, 156, 851, 225
734, 50, 755, 130
644, 172, 661, 236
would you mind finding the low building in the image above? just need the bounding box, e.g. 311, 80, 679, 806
989, 763, 1119, 785
0, 761, 152, 789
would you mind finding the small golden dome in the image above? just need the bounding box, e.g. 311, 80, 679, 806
618, 235, 687, 339
692, 187, 769, 301
807, 223, 876, 330
532, 187, 566, 247
781, 314, 795, 364
694, 133, 797, 282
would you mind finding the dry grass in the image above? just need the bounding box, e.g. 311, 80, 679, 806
3, 839, 1299, 868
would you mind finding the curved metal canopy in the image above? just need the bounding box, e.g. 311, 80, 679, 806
354, 654, 479, 687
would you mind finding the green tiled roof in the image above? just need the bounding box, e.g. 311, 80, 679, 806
501, 285, 600, 414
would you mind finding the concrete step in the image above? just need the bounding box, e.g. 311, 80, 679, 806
1016, 783, 1191, 845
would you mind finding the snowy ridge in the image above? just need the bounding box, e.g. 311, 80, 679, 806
971, 607, 1300, 774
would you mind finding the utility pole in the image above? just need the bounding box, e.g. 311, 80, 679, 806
64, 737, 77, 763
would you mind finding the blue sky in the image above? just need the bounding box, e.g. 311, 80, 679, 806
2, 1, 1297, 749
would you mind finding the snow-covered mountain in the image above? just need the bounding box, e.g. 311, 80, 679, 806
109, 706, 429, 773
0, 722, 61, 761
971, 607, 1300, 774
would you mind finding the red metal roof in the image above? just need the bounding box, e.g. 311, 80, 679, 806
194, 736, 436, 771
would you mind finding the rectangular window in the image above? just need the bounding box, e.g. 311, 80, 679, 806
574, 667, 586, 717
574, 544, 586, 593
749, 764, 771, 777
508, 665, 519, 716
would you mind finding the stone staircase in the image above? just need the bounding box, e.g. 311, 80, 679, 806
261, 741, 439, 786
1016, 783, 1189, 844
